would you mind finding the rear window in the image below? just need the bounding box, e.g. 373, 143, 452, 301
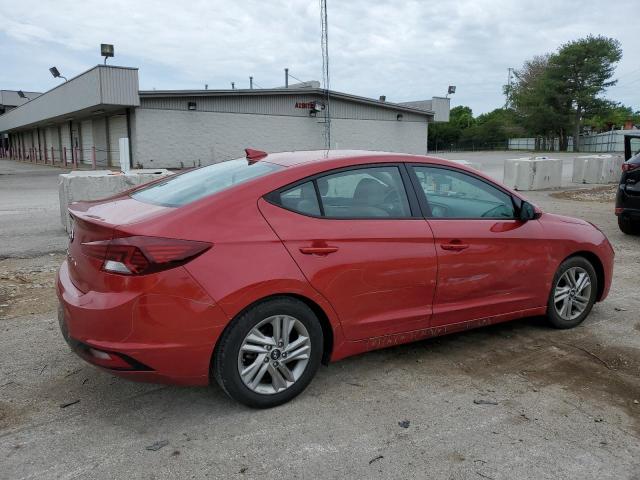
131, 158, 283, 207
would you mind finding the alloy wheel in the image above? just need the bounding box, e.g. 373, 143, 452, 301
237, 315, 311, 395
553, 266, 592, 321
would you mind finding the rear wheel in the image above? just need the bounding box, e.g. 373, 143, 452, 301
213, 297, 323, 408
546, 257, 598, 329
618, 215, 640, 235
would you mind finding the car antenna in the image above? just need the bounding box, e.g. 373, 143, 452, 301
245, 148, 268, 164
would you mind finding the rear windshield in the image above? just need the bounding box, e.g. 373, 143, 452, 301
131, 158, 283, 207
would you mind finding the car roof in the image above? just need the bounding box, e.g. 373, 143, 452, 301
258, 149, 455, 168
247, 149, 525, 202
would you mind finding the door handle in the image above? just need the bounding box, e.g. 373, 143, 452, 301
440, 242, 469, 252
299, 246, 339, 255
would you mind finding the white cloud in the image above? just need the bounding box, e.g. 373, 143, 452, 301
0, 0, 637, 113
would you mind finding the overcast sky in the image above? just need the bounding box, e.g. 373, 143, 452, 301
0, 0, 637, 114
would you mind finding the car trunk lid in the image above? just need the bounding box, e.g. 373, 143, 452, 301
67, 196, 172, 293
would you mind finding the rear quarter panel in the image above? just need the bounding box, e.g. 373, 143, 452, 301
118, 183, 346, 354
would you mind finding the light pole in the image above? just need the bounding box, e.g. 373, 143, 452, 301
101, 44, 114, 65
49, 66, 68, 82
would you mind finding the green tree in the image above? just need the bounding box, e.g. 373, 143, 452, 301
460, 108, 525, 147
584, 102, 640, 131
510, 36, 622, 150
428, 106, 475, 150
548, 35, 622, 151
511, 55, 571, 148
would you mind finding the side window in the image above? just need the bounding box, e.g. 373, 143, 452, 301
412, 166, 515, 219
317, 166, 411, 218
278, 181, 321, 216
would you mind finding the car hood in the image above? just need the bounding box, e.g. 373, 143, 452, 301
540, 212, 591, 227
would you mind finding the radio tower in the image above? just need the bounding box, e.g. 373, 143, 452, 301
320, 0, 331, 149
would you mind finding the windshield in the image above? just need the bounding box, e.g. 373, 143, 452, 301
131, 158, 283, 207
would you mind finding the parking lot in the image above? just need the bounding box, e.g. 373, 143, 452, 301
1, 154, 639, 480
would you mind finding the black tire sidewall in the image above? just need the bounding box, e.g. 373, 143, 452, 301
618, 215, 639, 235
547, 257, 598, 329
214, 297, 323, 408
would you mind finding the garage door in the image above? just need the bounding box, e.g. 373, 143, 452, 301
60, 124, 71, 164
45, 127, 59, 163
108, 114, 128, 166
81, 119, 93, 164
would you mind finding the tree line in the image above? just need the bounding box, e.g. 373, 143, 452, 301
428, 36, 639, 152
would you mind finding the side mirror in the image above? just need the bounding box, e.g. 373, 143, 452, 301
519, 201, 539, 221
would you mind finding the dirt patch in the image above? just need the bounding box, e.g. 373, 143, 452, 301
0, 253, 65, 319
0, 400, 30, 431
550, 185, 617, 203
428, 320, 640, 433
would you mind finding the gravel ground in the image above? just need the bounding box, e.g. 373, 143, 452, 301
0, 156, 639, 480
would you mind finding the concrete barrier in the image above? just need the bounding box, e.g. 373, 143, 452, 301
503, 156, 562, 191
59, 169, 174, 232
572, 154, 623, 184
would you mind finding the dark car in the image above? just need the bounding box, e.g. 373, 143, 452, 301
616, 134, 640, 235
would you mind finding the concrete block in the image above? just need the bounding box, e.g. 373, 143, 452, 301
572, 154, 623, 184
59, 169, 173, 231
503, 156, 562, 191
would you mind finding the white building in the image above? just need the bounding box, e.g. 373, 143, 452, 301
0, 65, 449, 169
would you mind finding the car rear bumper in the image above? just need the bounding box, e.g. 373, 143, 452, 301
56, 259, 229, 386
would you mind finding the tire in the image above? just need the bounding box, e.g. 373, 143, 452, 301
213, 297, 323, 408
618, 215, 640, 235
546, 256, 598, 329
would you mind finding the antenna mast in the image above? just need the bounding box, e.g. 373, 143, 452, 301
320, 0, 331, 149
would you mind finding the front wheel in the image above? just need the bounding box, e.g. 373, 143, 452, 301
213, 297, 323, 408
546, 257, 598, 329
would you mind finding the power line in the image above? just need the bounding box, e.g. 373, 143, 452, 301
615, 66, 640, 81
287, 72, 306, 84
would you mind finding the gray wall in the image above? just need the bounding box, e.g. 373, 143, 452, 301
132, 107, 428, 168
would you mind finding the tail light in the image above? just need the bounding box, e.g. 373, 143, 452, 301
622, 163, 639, 172
81, 235, 211, 275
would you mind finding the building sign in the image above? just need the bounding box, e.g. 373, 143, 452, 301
295, 102, 316, 109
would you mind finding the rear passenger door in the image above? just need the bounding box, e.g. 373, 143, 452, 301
259, 164, 438, 341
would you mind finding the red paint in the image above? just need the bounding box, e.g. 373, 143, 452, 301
57, 151, 615, 385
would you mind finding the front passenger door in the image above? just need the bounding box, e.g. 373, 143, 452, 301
410, 165, 549, 327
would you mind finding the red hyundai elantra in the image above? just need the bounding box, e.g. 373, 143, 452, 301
57, 149, 614, 408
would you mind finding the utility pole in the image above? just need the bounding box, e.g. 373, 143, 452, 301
505, 67, 514, 109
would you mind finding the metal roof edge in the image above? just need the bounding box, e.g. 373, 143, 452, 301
139, 88, 435, 117
0, 65, 139, 119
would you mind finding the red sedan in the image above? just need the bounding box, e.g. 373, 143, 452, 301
57, 150, 614, 408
